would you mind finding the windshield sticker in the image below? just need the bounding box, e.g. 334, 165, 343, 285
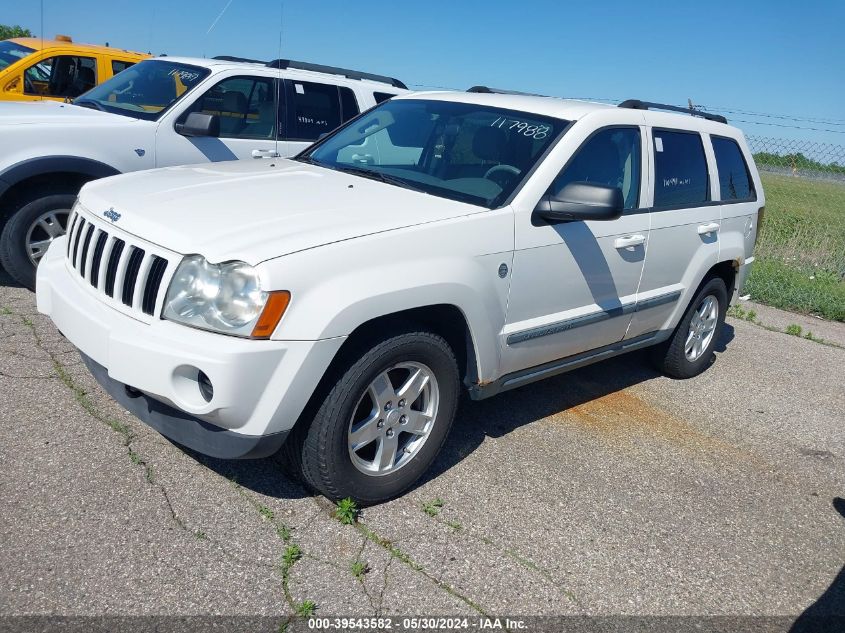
168, 69, 201, 83
655, 137, 664, 152
489, 117, 550, 139
295, 83, 305, 95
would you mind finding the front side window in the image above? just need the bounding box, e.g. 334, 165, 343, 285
285, 80, 359, 141
653, 130, 709, 207
25, 55, 96, 98
178, 75, 278, 139
712, 136, 755, 201
550, 127, 641, 210
303, 98, 567, 208
0, 41, 35, 71
73, 60, 210, 121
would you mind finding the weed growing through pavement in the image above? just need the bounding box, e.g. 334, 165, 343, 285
786, 324, 803, 336
335, 497, 359, 525
296, 600, 317, 617
259, 504, 275, 521
350, 560, 369, 578
422, 498, 444, 517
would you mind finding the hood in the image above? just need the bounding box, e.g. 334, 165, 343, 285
0, 100, 134, 126
78, 159, 485, 264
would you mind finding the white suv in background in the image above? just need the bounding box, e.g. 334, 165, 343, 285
0, 56, 406, 288
37, 89, 763, 504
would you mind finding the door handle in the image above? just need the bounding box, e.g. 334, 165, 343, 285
697, 222, 720, 235
252, 149, 281, 159
614, 234, 645, 249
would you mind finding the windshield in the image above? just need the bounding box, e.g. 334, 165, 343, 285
302, 99, 568, 208
0, 41, 35, 71
74, 59, 210, 121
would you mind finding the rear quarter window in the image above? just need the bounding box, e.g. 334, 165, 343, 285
653, 130, 709, 207
712, 136, 755, 201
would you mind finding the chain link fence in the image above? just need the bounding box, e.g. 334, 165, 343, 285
747, 136, 845, 183
741, 136, 845, 320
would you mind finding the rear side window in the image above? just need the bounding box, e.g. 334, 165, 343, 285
111, 60, 135, 75
284, 80, 360, 141
653, 130, 709, 207
712, 136, 755, 201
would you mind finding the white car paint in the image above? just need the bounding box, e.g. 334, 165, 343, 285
36, 90, 764, 458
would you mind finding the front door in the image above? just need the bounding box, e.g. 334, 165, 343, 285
502, 125, 649, 375
155, 75, 285, 166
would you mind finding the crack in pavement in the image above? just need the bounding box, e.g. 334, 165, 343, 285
8, 309, 296, 580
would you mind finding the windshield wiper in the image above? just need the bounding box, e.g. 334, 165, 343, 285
332, 164, 426, 193
294, 155, 325, 167
73, 99, 106, 112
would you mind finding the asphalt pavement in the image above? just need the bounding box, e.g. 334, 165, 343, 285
1, 268, 843, 624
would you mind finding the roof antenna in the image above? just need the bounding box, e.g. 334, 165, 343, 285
274, 1, 284, 160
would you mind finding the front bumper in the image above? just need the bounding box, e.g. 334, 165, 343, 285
36, 237, 345, 457
81, 353, 287, 459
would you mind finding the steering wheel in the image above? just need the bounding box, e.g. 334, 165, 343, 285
484, 164, 521, 187
484, 164, 521, 179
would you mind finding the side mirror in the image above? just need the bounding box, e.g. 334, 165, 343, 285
534, 182, 624, 223
177, 112, 220, 138
4, 76, 22, 93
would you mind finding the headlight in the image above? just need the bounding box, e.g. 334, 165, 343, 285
163, 255, 289, 338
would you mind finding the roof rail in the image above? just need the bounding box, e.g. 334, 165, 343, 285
265, 59, 407, 89
618, 99, 728, 124
213, 55, 267, 64
467, 85, 545, 97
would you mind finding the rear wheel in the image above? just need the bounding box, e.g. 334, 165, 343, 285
0, 193, 76, 289
652, 277, 728, 379
290, 330, 459, 505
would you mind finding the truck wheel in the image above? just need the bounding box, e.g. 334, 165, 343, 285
294, 330, 459, 505
652, 277, 728, 379
0, 193, 76, 290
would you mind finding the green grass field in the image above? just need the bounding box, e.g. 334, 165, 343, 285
746, 173, 845, 321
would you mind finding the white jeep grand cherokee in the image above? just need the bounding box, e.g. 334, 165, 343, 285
36, 89, 763, 504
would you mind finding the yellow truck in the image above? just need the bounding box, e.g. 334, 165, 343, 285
0, 35, 148, 102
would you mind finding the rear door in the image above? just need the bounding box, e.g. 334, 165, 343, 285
626, 127, 720, 339
282, 78, 360, 154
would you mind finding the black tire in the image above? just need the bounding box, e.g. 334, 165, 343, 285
0, 193, 76, 290
651, 276, 728, 379
289, 330, 460, 505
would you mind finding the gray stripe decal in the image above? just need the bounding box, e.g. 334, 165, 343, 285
506, 290, 682, 346
635, 290, 682, 312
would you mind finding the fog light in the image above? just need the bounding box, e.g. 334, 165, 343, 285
198, 371, 214, 403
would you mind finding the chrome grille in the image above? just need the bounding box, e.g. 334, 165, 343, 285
65, 211, 172, 318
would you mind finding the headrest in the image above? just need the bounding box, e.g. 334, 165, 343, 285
473, 126, 507, 161
77, 67, 95, 82
222, 91, 247, 113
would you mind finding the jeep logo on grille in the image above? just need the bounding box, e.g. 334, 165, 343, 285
103, 208, 121, 223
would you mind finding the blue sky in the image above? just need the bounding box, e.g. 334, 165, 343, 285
3, 0, 844, 144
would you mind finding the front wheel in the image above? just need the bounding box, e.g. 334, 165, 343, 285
291, 330, 460, 505
652, 277, 728, 379
0, 193, 76, 290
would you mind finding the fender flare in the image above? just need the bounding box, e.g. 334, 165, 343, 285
0, 155, 121, 199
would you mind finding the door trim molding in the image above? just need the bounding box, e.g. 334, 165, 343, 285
506, 290, 680, 346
